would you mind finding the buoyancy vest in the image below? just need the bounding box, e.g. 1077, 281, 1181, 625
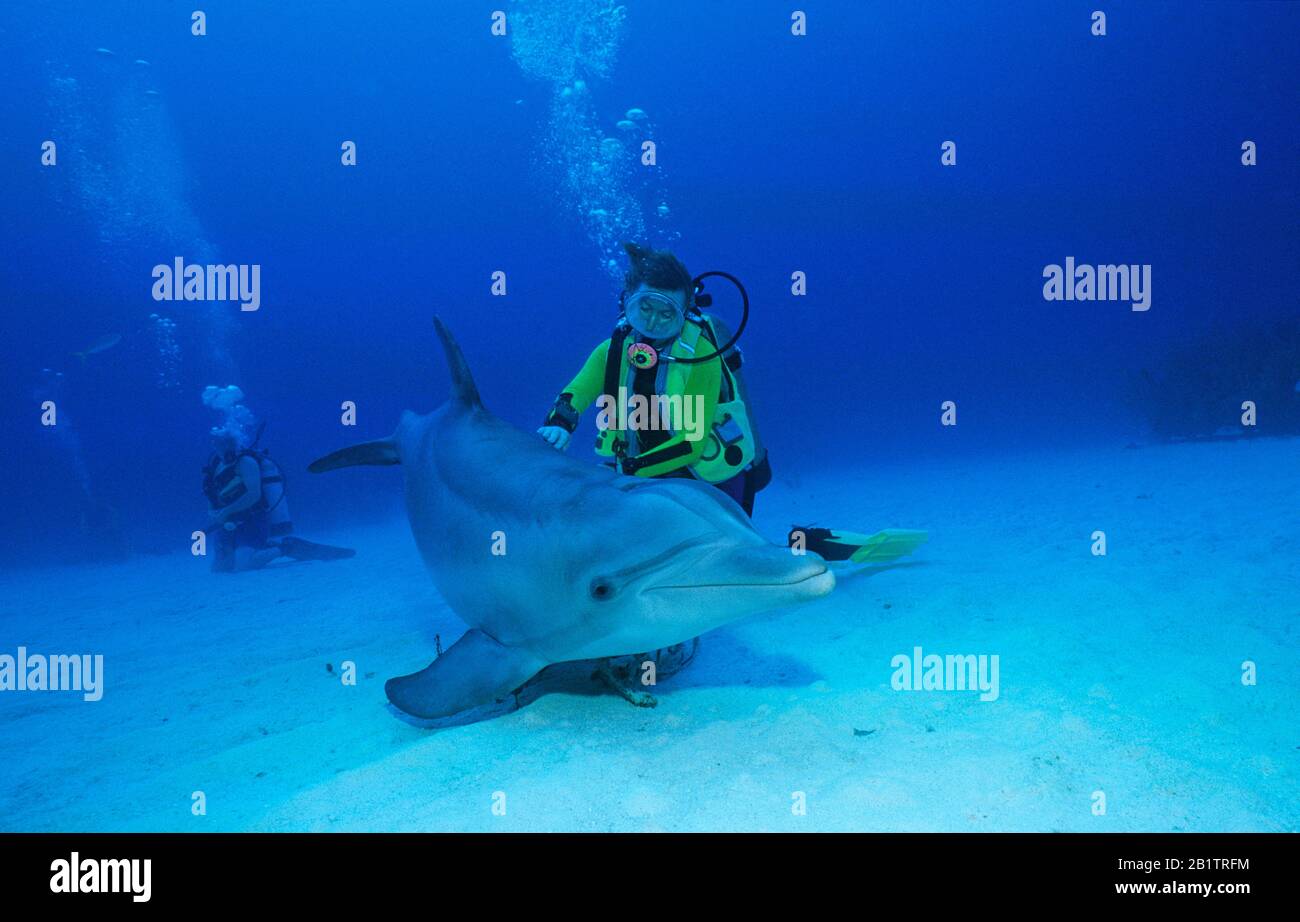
595, 315, 757, 483
202, 449, 286, 518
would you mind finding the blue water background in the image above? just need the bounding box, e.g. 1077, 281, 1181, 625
1, 0, 1296, 567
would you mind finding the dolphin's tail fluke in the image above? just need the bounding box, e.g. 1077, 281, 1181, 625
433, 316, 483, 409
307, 438, 400, 472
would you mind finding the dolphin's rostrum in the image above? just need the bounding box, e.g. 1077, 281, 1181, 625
310, 318, 834, 723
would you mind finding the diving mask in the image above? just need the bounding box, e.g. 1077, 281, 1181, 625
625, 289, 686, 340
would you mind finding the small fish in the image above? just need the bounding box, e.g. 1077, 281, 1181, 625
94, 47, 115, 57
143, 89, 160, 97
133, 58, 150, 67
72, 332, 122, 361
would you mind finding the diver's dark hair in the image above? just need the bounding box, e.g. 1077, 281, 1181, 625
622, 242, 692, 296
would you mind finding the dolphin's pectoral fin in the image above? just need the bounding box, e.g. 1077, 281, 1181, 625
385, 629, 546, 720
307, 439, 400, 473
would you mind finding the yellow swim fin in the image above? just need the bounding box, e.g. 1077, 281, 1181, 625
847, 529, 928, 564
789, 526, 928, 564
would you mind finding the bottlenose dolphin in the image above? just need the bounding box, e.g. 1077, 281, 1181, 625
310, 319, 834, 721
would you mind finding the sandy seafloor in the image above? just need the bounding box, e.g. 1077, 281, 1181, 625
1, 437, 1296, 832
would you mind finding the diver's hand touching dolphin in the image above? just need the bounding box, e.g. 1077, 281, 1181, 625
309, 318, 834, 723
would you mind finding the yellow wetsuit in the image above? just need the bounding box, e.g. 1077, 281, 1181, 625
560, 322, 722, 478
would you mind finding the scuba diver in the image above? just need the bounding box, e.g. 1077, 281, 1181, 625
201, 388, 354, 572
539, 243, 770, 512
536, 242, 927, 693
539, 242, 920, 551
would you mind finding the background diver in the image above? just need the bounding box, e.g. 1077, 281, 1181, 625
202, 388, 354, 572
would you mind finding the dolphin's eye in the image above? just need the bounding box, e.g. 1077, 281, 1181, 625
589, 578, 616, 601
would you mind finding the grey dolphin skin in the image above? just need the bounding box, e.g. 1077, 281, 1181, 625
309, 318, 834, 723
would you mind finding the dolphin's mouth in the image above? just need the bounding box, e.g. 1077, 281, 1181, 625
647, 565, 831, 592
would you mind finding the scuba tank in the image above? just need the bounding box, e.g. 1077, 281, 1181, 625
201, 421, 286, 520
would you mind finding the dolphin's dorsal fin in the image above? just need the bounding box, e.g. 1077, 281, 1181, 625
433, 316, 482, 409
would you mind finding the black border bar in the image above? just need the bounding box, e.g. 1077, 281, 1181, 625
0, 832, 1285, 907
